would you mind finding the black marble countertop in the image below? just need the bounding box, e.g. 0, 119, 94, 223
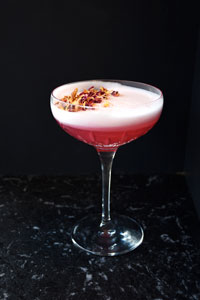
0, 174, 199, 300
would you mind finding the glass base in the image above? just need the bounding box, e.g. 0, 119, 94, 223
71, 214, 144, 256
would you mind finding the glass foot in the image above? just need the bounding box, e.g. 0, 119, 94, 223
71, 214, 144, 256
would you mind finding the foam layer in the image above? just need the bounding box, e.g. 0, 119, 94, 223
50, 81, 163, 129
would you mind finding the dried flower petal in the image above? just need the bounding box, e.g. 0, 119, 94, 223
71, 88, 78, 100
111, 91, 119, 96
55, 86, 120, 112
104, 101, 110, 107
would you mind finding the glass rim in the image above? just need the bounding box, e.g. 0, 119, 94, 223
51, 79, 163, 109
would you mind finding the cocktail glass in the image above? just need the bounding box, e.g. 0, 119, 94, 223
50, 80, 163, 256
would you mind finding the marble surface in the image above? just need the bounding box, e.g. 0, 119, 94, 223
0, 174, 199, 300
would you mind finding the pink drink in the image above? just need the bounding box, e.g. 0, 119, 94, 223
50, 80, 164, 256
51, 81, 163, 152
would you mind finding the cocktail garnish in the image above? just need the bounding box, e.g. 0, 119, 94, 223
55, 86, 119, 112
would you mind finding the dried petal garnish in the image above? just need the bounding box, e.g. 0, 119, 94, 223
55, 86, 120, 112
71, 88, 78, 100
111, 91, 119, 96
103, 101, 110, 107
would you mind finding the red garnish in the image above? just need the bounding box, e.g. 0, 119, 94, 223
55, 86, 120, 112
111, 91, 119, 96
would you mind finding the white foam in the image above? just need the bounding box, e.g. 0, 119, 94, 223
50, 80, 163, 129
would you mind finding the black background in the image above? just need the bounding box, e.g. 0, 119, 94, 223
0, 1, 199, 175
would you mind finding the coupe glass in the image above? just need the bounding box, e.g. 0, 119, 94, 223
50, 80, 163, 256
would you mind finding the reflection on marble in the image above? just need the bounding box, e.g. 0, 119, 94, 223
0, 175, 199, 299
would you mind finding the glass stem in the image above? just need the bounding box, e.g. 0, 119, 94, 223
98, 151, 116, 226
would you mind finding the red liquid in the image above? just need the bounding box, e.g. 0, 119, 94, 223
58, 115, 160, 152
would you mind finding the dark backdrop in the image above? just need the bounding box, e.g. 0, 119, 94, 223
0, 1, 199, 175
185, 28, 200, 218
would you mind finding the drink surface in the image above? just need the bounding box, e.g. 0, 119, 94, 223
51, 80, 163, 151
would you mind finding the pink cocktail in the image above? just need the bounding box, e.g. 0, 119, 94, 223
51, 80, 163, 151
50, 80, 163, 256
